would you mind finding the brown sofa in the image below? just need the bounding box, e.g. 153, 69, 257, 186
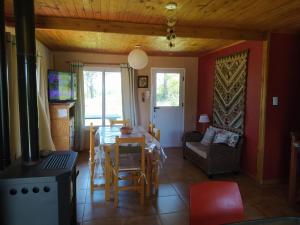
182, 131, 243, 177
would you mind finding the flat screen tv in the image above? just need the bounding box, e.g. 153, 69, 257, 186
48, 70, 77, 102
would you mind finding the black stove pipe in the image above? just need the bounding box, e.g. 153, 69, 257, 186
13, 0, 39, 164
0, 0, 11, 169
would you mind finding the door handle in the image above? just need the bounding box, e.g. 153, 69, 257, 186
154, 106, 160, 112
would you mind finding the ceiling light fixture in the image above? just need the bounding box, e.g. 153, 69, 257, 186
128, 46, 149, 70
165, 2, 177, 10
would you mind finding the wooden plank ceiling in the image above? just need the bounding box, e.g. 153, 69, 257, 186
5, 0, 300, 55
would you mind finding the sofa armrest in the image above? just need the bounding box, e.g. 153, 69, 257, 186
182, 132, 203, 146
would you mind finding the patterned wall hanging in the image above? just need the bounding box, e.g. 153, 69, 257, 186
212, 50, 249, 134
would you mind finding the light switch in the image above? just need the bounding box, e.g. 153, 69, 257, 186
272, 97, 279, 106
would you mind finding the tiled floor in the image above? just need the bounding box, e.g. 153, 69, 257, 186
76, 148, 300, 225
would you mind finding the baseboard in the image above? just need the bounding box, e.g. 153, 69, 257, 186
239, 169, 286, 185
260, 178, 286, 185
240, 169, 257, 181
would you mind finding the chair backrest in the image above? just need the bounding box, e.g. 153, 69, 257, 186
89, 123, 95, 162
152, 128, 160, 141
114, 136, 145, 171
110, 119, 130, 127
148, 123, 155, 135
189, 181, 244, 225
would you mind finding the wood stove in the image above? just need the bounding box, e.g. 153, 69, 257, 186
0, 0, 78, 224
0, 151, 78, 225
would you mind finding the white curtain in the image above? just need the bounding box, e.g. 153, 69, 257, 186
36, 52, 55, 151
6, 32, 55, 160
6, 33, 20, 160
120, 64, 138, 126
70, 62, 85, 151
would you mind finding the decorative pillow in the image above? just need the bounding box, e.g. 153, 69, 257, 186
200, 127, 216, 145
227, 131, 240, 148
213, 130, 229, 144
210, 126, 221, 133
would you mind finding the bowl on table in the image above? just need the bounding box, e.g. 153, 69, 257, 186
120, 126, 133, 135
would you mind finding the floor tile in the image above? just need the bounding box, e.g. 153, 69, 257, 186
157, 183, 178, 197
243, 203, 266, 220
83, 196, 156, 221
77, 189, 87, 204
77, 204, 85, 223
83, 215, 162, 225
159, 212, 189, 225
77, 178, 89, 190
171, 181, 191, 197
83, 203, 124, 221
123, 215, 162, 225
85, 189, 106, 203
117, 196, 157, 217
154, 195, 187, 214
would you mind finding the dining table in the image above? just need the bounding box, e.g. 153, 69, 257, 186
95, 125, 166, 201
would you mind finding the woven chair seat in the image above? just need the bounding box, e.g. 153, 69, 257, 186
119, 153, 141, 171
111, 153, 141, 171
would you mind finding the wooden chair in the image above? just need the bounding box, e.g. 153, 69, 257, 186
112, 136, 146, 207
148, 123, 155, 135
145, 123, 154, 196
151, 128, 161, 195
89, 123, 111, 200
152, 128, 160, 141
89, 123, 97, 191
109, 119, 130, 127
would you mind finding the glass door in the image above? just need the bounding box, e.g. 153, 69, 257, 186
105, 71, 123, 125
84, 70, 103, 126
84, 68, 122, 126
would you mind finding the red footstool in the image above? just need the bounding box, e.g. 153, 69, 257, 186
190, 181, 244, 225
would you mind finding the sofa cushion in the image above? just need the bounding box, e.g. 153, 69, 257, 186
210, 126, 221, 133
210, 126, 240, 148
186, 142, 209, 159
213, 130, 229, 144
201, 127, 215, 145
227, 132, 240, 148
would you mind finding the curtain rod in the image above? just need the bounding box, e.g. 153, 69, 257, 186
65, 61, 121, 66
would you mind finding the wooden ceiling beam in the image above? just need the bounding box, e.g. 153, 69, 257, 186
6, 16, 267, 41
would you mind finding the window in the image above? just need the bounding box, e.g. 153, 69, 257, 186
156, 72, 180, 107
84, 68, 123, 126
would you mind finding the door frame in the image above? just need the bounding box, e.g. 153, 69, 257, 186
150, 67, 185, 135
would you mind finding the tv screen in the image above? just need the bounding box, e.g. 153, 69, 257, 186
48, 70, 77, 102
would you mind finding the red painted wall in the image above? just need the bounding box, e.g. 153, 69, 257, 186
197, 41, 264, 177
263, 34, 300, 180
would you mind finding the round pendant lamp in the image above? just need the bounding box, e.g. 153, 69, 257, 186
128, 48, 148, 70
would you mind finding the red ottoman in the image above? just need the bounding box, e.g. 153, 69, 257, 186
190, 181, 244, 225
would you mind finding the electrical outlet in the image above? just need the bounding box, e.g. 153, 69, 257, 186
272, 97, 279, 106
